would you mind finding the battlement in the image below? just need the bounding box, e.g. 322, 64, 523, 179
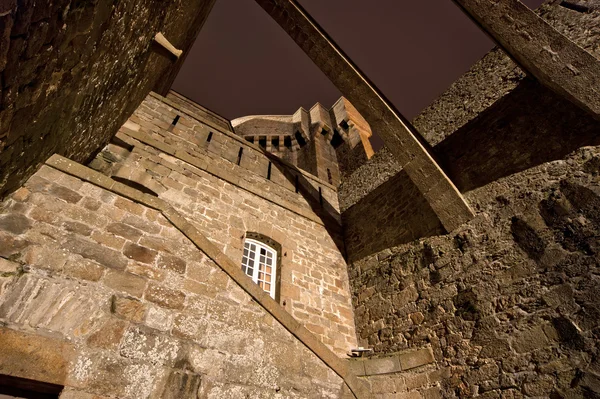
232, 97, 374, 186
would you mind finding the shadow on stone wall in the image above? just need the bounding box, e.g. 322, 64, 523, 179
349, 147, 600, 397
435, 79, 600, 192
342, 170, 444, 263
262, 151, 347, 255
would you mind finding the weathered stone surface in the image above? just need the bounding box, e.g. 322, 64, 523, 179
145, 283, 186, 310
111, 295, 146, 322
64, 237, 128, 270
0, 213, 31, 234
0, 0, 218, 199
157, 369, 202, 399
107, 223, 143, 241
124, 243, 157, 264
157, 254, 186, 274
87, 318, 128, 350
0, 327, 74, 385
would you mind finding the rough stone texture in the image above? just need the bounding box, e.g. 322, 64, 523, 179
0, 164, 348, 398
337, 148, 401, 213
343, 170, 443, 263
342, 2, 600, 397
87, 92, 358, 355
349, 147, 600, 397
453, 0, 600, 120
414, 1, 600, 146
0, 0, 216, 198
340, 2, 600, 210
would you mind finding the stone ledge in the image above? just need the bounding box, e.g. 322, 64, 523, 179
347, 347, 435, 376
44, 154, 370, 399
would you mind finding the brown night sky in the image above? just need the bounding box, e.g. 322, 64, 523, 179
172, 0, 545, 148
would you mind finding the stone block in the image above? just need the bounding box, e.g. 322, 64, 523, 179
0, 257, 19, 274
511, 325, 550, 354
154, 370, 201, 399
49, 185, 83, 204
0, 231, 30, 257
0, 213, 31, 234
103, 270, 147, 298
87, 318, 128, 350
62, 221, 93, 237
0, 327, 74, 385
64, 237, 128, 270
144, 305, 173, 332
364, 356, 400, 376
107, 223, 143, 241
399, 348, 435, 371
111, 295, 146, 322
422, 387, 443, 399
145, 283, 186, 310
127, 262, 166, 282
124, 243, 157, 264
120, 326, 180, 366
346, 359, 366, 377
69, 352, 163, 399
157, 254, 186, 274
404, 372, 429, 390
23, 245, 69, 273
114, 197, 145, 216
63, 258, 105, 282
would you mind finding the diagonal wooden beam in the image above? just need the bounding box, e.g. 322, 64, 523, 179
255, 0, 474, 232
452, 0, 600, 120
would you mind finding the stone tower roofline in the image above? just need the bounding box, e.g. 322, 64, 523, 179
231, 96, 370, 143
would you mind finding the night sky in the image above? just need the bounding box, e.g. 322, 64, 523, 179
172, 0, 545, 131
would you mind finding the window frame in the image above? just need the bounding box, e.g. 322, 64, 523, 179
241, 238, 278, 299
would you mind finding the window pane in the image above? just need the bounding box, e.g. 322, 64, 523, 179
242, 240, 277, 298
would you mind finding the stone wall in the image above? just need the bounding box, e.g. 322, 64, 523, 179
0, 164, 349, 398
339, 2, 600, 260
0, 0, 216, 198
87, 92, 357, 356
342, 170, 443, 264
343, 2, 600, 397
349, 146, 600, 397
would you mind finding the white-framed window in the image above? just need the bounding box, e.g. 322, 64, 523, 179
241, 239, 277, 299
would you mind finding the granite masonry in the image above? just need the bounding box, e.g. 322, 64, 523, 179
342, 2, 600, 398
0, 0, 600, 398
